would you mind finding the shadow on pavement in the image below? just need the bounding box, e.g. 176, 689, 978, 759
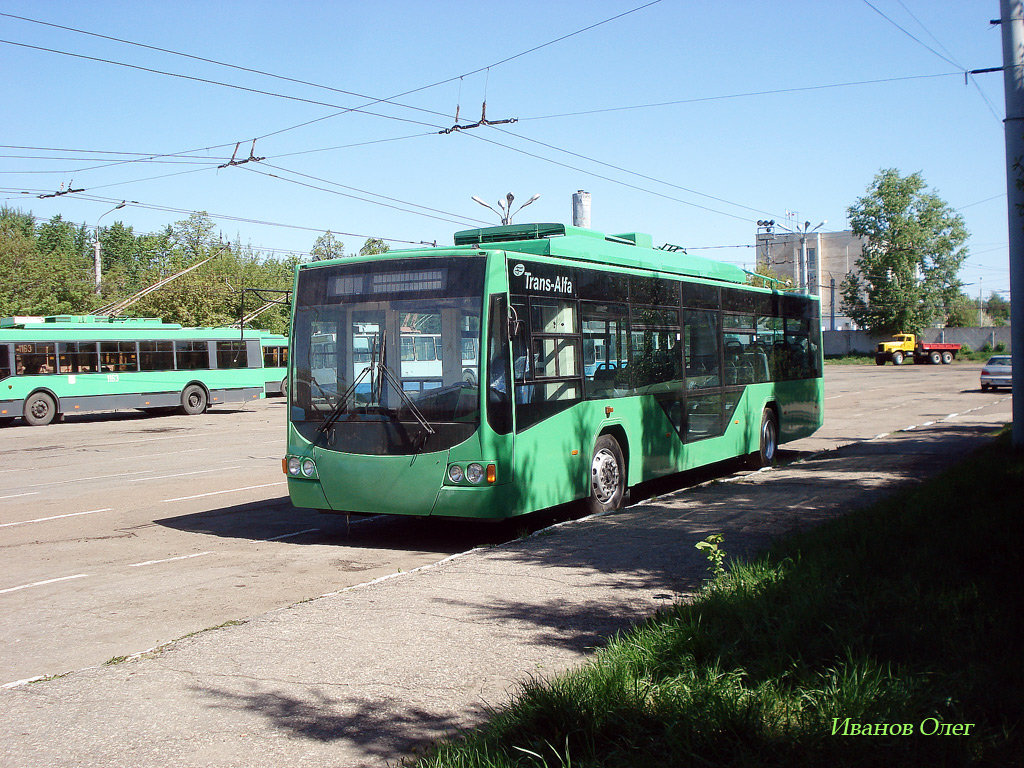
191, 683, 467, 756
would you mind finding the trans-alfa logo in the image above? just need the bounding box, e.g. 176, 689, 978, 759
512, 263, 572, 294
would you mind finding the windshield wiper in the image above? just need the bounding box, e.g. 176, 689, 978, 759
374, 361, 435, 437
317, 364, 373, 434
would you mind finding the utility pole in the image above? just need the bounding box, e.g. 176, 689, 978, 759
999, 0, 1024, 448
830, 277, 836, 331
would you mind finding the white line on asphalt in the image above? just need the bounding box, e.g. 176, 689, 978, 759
0, 492, 40, 501
0, 574, 88, 595
265, 528, 320, 541
7, 469, 154, 491
128, 552, 214, 567
0, 508, 112, 528
161, 482, 286, 502
128, 466, 243, 482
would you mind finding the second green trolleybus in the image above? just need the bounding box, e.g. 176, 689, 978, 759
284, 223, 823, 519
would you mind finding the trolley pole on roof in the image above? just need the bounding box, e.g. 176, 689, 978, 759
999, 0, 1024, 449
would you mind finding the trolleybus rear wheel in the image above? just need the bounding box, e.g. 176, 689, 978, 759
180, 384, 207, 415
24, 392, 56, 426
747, 408, 778, 469
588, 434, 626, 514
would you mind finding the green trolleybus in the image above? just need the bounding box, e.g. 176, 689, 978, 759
260, 332, 289, 396
0, 315, 274, 426
284, 223, 823, 519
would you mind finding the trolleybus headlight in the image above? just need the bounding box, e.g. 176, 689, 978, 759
301, 458, 316, 478
448, 465, 464, 484
287, 456, 301, 476
466, 463, 485, 484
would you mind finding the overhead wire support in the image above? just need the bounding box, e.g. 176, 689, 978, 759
38, 182, 84, 198
438, 102, 517, 134
218, 139, 265, 169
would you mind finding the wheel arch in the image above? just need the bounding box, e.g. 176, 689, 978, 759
26, 386, 62, 413
184, 379, 211, 397
595, 423, 630, 484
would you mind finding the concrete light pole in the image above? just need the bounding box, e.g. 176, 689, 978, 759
999, 0, 1024, 448
93, 201, 126, 294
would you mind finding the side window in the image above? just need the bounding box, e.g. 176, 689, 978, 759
58, 342, 100, 373
486, 294, 512, 435
175, 340, 210, 370
0, 344, 10, 380
101, 342, 138, 372
722, 314, 766, 385
630, 307, 682, 390
140, 341, 174, 371
216, 341, 248, 369
582, 303, 629, 399
683, 310, 720, 389
15, 342, 56, 375
511, 297, 583, 431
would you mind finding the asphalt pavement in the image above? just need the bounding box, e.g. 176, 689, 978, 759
0, 399, 1011, 768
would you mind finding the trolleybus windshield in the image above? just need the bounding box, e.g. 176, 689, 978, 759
290, 256, 485, 453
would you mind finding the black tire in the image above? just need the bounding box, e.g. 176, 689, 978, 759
941, 351, 953, 365
23, 391, 57, 426
929, 351, 942, 365
892, 351, 904, 366
981, 383, 990, 392
180, 384, 207, 415
588, 434, 626, 514
747, 408, 779, 469
875, 356, 886, 366
281, 378, 288, 399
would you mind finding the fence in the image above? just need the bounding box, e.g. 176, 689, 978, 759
823, 327, 1012, 356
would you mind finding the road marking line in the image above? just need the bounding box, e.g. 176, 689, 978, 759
0, 508, 112, 528
161, 482, 285, 502
265, 528, 320, 541
129, 466, 243, 482
0, 574, 88, 595
128, 552, 214, 567
0, 492, 40, 501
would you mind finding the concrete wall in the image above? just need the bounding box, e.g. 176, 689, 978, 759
823, 327, 1013, 356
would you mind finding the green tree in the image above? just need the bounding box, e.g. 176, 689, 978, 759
841, 169, 968, 336
747, 261, 789, 290
944, 292, 978, 328
986, 292, 1010, 325
358, 237, 389, 256
311, 231, 345, 261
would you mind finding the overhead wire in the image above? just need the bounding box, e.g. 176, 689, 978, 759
860, 0, 1001, 122
238, 164, 485, 228
64, 192, 430, 246
0, 38, 448, 133
521, 72, 964, 121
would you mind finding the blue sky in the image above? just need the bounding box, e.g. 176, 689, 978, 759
0, 0, 1012, 299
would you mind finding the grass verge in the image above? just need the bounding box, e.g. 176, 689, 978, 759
411, 431, 1023, 767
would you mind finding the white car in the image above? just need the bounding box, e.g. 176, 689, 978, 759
980, 355, 1012, 391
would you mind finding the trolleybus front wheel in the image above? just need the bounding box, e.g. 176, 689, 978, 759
180, 384, 208, 415
588, 434, 626, 514
23, 392, 57, 426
